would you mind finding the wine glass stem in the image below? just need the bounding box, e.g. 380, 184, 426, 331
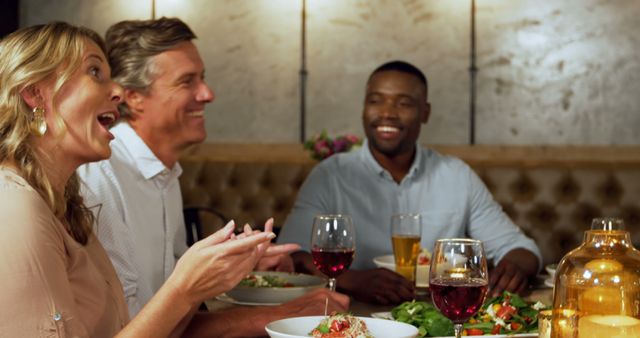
454, 323, 463, 338
328, 277, 337, 292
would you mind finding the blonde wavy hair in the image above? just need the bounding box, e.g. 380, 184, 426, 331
0, 22, 106, 245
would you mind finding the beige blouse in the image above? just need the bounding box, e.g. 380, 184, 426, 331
0, 168, 129, 337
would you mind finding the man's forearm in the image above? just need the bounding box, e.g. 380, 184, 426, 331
183, 306, 282, 338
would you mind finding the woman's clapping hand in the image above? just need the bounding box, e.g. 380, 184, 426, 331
166, 220, 276, 307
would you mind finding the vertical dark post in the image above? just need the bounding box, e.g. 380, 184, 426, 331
0, 0, 19, 38
469, 0, 477, 145
151, 0, 156, 19
299, 0, 308, 143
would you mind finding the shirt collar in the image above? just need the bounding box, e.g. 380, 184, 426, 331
360, 138, 423, 181
111, 122, 182, 180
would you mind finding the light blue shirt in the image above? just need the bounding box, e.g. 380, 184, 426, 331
278, 140, 542, 270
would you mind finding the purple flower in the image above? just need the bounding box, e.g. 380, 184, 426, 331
305, 131, 362, 161
332, 138, 348, 153
344, 134, 360, 145
314, 139, 333, 159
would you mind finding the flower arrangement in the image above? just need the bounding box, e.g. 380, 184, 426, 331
303, 130, 363, 161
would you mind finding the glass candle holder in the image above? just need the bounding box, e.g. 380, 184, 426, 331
551, 217, 640, 338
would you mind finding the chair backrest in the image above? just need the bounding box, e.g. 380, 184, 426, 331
183, 206, 228, 246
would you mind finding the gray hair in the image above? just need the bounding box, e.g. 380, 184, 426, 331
105, 17, 196, 116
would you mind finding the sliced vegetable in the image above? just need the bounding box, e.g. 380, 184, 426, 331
466, 328, 484, 335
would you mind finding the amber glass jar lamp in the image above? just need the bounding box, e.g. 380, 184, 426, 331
551, 217, 640, 337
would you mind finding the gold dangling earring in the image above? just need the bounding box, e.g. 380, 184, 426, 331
29, 107, 47, 136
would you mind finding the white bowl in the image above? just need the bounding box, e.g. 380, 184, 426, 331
265, 316, 419, 338
226, 271, 326, 305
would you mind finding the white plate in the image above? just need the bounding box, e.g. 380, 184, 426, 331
545, 263, 557, 277
225, 271, 326, 305
373, 254, 430, 287
544, 277, 555, 288
373, 254, 396, 270
266, 316, 418, 338
371, 311, 393, 320
370, 312, 537, 338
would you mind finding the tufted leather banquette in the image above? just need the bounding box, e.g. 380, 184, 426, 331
179, 144, 640, 266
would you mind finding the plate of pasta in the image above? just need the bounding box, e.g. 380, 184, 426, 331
265, 314, 418, 338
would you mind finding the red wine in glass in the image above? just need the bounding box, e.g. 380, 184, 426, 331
430, 277, 488, 323
310, 214, 355, 291
429, 239, 488, 338
311, 248, 355, 278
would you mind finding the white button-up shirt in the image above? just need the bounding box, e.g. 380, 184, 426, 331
78, 122, 187, 316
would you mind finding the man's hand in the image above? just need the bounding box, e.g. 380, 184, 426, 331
289, 251, 414, 304
489, 248, 539, 297
489, 259, 528, 296
337, 268, 415, 305
253, 218, 300, 272
254, 243, 299, 271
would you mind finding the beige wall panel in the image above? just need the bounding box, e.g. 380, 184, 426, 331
19, 0, 640, 145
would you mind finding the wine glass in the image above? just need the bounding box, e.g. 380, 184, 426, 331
429, 239, 488, 338
310, 214, 355, 292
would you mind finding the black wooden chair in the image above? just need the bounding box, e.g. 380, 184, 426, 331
183, 206, 228, 246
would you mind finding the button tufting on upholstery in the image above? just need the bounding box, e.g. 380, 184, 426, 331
596, 174, 623, 206
509, 173, 538, 202
553, 174, 581, 204
571, 203, 602, 230
525, 202, 559, 230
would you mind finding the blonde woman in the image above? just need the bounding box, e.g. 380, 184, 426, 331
0, 22, 274, 337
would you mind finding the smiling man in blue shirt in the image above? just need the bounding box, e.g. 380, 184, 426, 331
278, 60, 541, 305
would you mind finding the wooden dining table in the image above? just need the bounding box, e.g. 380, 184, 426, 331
205, 278, 554, 337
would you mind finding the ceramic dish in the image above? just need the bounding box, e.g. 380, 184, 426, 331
373, 254, 431, 287
225, 271, 325, 305
265, 316, 419, 338
545, 263, 558, 277
544, 278, 555, 288
373, 254, 396, 270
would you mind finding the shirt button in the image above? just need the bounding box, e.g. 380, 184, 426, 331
53, 313, 62, 321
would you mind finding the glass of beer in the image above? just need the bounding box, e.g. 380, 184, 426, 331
390, 213, 422, 281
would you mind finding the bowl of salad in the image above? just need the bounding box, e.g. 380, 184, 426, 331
266, 313, 418, 338
226, 271, 326, 305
